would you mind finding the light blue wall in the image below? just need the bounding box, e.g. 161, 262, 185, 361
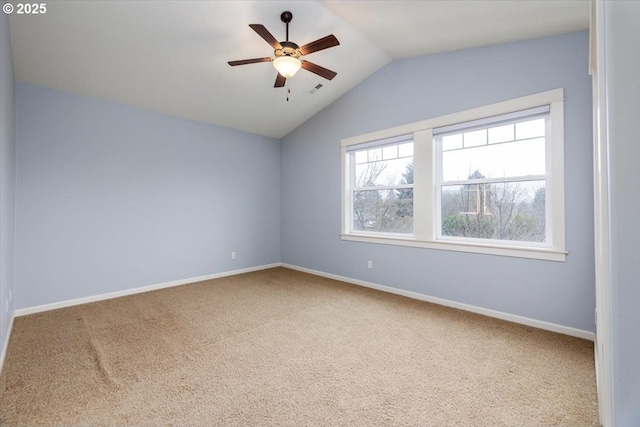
281, 31, 595, 332
14, 83, 281, 309
606, 2, 640, 425
0, 12, 16, 357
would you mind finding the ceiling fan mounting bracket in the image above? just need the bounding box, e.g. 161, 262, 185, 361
280, 11, 293, 24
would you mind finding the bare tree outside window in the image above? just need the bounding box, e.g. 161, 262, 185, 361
441, 172, 545, 242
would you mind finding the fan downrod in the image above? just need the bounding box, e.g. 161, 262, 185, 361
281, 11, 292, 41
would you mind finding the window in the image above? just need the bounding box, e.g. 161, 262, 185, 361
341, 89, 566, 261
436, 109, 548, 245
347, 136, 414, 235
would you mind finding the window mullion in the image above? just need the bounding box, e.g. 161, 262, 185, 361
413, 129, 433, 241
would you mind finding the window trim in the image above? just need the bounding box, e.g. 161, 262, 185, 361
341, 89, 566, 262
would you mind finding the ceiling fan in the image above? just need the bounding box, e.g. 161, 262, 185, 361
228, 11, 340, 88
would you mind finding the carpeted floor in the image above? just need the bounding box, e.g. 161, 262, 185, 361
0, 267, 598, 426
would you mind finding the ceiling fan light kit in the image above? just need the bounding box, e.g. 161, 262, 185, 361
273, 56, 301, 79
228, 10, 340, 96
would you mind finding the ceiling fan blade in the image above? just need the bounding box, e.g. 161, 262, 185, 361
299, 35, 340, 56
249, 24, 282, 49
301, 61, 337, 80
228, 57, 272, 66
274, 73, 286, 88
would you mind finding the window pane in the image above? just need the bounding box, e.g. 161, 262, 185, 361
463, 129, 487, 148
488, 124, 514, 144
368, 148, 382, 162
354, 151, 367, 164
354, 189, 413, 234
383, 145, 398, 160
441, 180, 546, 242
354, 142, 413, 188
398, 142, 413, 158
442, 138, 545, 182
516, 118, 545, 140
442, 134, 463, 151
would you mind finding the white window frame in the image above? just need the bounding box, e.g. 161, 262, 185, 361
340, 89, 566, 261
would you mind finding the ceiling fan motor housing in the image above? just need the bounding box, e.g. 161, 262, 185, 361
276, 41, 301, 59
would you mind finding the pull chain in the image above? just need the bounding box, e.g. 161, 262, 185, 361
287, 78, 291, 102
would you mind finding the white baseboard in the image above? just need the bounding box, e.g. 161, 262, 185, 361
282, 263, 595, 341
0, 313, 15, 375
14, 263, 282, 317
12, 261, 595, 342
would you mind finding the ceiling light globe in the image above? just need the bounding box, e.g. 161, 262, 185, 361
273, 56, 302, 79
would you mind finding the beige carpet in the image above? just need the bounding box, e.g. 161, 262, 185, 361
0, 267, 598, 426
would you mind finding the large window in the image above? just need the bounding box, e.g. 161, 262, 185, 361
341, 89, 566, 261
436, 108, 549, 245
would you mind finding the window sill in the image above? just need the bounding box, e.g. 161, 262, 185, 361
340, 233, 566, 262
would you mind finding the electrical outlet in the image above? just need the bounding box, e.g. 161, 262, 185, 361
231, 252, 236, 259
367, 260, 373, 269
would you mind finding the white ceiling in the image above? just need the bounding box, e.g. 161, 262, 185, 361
8, 1, 589, 139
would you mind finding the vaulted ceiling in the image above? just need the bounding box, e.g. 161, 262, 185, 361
8, 1, 590, 138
